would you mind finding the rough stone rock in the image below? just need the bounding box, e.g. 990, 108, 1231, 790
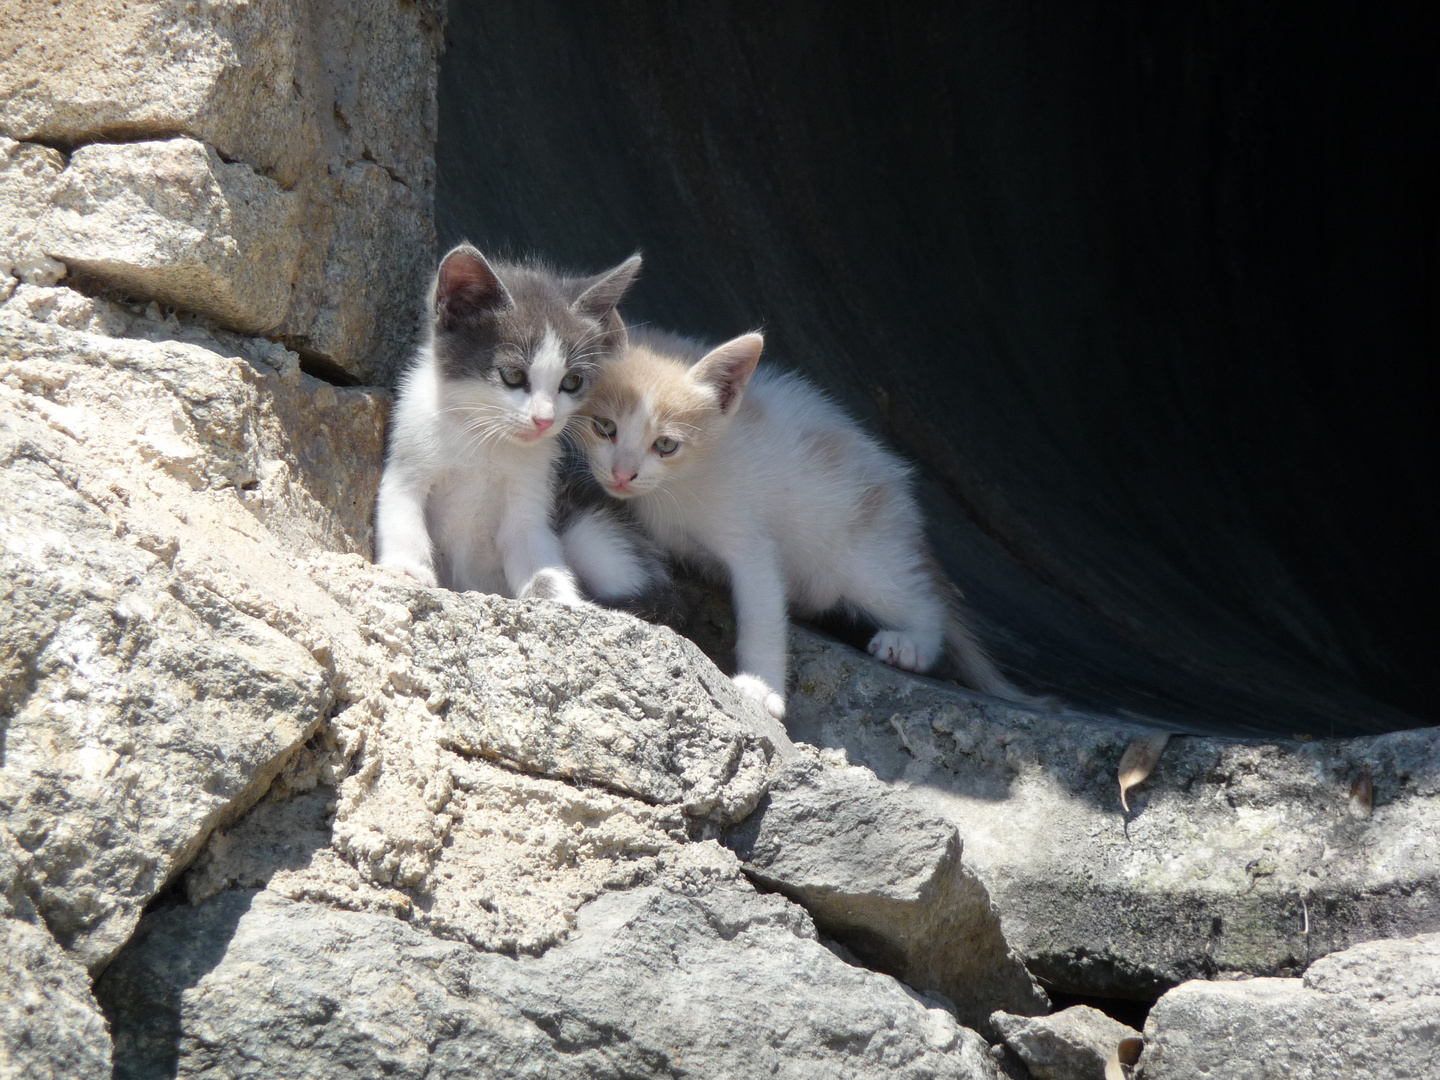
291, 161, 434, 379
0, 281, 789, 979
725, 750, 1048, 1031
0, 283, 387, 553
1138, 932, 1440, 1079
784, 629, 1440, 998
401, 593, 793, 824
40, 139, 302, 334
0, 0, 439, 192
0, 136, 66, 287
99, 855, 1005, 1080
0, 298, 340, 968
0, 1, 311, 187
0, 916, 112, 1080
991, 1005, 1141, 1080
0, 835, 111, 1080
0, 0, 444, 379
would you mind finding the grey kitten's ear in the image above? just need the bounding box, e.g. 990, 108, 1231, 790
573, 254, 643, 321
435, 244, 512, 324
693, 332, 764, 413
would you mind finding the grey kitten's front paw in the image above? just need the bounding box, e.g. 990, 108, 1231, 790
732, 673, 786, 720
520, 568, 592, 609
377, 557, 438, 589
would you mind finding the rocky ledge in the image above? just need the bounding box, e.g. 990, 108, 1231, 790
2, 278, 1437, 1079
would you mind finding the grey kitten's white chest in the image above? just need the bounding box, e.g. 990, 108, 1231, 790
426, 444, 556, 593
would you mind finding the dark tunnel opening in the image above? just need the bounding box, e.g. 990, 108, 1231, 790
435, 2, 1439, 738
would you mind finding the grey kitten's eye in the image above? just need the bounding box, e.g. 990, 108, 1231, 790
500, 368, 526, 388
592, 416, 617, 438
653, 436, 679, 456
559, 372, 583, 393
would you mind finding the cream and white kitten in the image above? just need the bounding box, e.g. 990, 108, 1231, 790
579, 327, 1034, 718
374, 243, 646, 605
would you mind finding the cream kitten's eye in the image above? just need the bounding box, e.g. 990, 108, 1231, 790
500, 368, 526, 388
592, 417, 617, 438
559, 372, 583, 393
653, 436, 679, 456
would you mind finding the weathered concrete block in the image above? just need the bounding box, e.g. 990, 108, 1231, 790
41, 138, 302, 333
0, 135, 65, 285
283, 162, 433, 384
725, 752, 1048, 1032
1138, 932, 1440, 1079
991, 1005, 1141, 1080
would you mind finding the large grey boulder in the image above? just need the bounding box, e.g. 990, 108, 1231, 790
785, 629, 1440, 998
1137, 931, 1440, 1079
725, 751, 1048, 1031
100, 854, 1005, 1080
991, 1005, 1141, 1080
0, 281, 793, 972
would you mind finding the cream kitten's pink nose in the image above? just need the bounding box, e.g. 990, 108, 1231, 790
532, 416, 554, 433
612, 465, 638, 486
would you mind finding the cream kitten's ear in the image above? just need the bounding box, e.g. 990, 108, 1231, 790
693, 332, 764, 412
435, 244, 512, 325
574, 254, 643, 322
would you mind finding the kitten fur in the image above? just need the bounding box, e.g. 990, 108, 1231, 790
579, 326, 1034, 718
374, 242, 647, 606
553, 471, 673, 611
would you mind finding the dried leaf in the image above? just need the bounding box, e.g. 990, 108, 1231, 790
1105, 1036, 1145, 1079
1118, 733, 1170, 812
1349, 766, 1373, 818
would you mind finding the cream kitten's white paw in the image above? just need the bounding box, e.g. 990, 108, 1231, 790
520, 568, 593, 609
868, 630, 928, 672
732, 673, 786, 720
378, 558, 438, 589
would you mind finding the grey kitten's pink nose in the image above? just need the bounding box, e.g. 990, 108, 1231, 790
532, 416, 554, 433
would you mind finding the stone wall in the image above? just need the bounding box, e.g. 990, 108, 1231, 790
0, 0, 443, 383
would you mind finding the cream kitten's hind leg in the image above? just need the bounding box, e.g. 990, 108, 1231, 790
845, 568, 946, 673
867, 629, 941, 672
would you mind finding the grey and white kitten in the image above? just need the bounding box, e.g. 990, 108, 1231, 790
374, 242, 652, 605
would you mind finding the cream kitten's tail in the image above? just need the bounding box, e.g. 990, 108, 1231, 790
936, 571, 1057, 709
943, 609, 1039, 705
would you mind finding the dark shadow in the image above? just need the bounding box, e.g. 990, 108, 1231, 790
95, 888, 258, 1080
1044, 989, 1155, 1033
95, 782, 339, 1079
436, 1, 1440, 738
